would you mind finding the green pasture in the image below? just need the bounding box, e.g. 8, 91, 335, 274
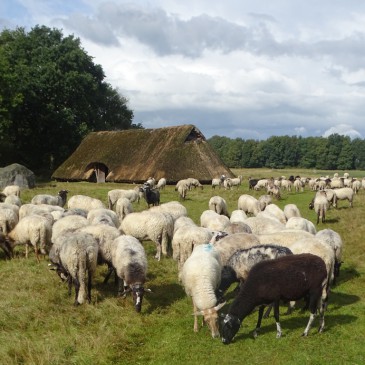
0, 168, 364, 365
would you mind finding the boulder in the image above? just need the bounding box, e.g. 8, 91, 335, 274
0, 163, 35, 189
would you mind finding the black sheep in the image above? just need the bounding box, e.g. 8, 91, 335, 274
219, 253, 328, 344
140, 184, 160, 207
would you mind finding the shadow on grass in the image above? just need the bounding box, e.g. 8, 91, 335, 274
335, 265, 361, 285
327, 291, 361, 310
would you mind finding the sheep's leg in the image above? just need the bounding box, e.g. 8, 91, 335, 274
87, 269, 92, 303
34, 244, 40, 263
25, 243, 29, 259
74, 277, 80, 306
193, 303, 199, 332
67, 276, 73, 296
154, 241, 162, 261
253, 305, 265, 338
103, 265, 115, 284
273, 301, 282, 338
302, 313, 316, 336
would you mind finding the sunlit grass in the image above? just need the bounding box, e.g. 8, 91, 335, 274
1, 168, 365, 364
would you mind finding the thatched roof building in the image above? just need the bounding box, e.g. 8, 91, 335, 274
52, 125, 235, 184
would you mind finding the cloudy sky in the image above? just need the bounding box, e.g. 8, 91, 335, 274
2, 0, 365, 140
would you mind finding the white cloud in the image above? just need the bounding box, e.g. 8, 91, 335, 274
322, 124, 362, 139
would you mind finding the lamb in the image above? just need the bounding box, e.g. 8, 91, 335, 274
200, 210, 230, 231
218, 244, 293, 295
87, 208, 119, 228
237, 194, 261, 216
219, 253, 328, 344
7, 214, 52, 262
31, 190, 69, 207
156, 177, 167, 190
309, 190, 329, 224
315, 229, 344, 284
172, 224, 214, 273
209, 196, 229, 217
107, 189, 140, 210
49, 231, 98, 305
283, 203, 301, 220
285, 217, 316, 234
332, 187, 354, 208
0, 207, 19, 234
68, 195, 105, 212
111, 235, 149, 312
115, 197, 133, 222
2, 185, 20, 197
140, 184, 160, 207
120, 210, 173, 261
180, 243, 226, 338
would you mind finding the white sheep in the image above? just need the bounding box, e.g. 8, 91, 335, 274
223, 178, 232, 190
2, 185, 20, 197
200, 210, 230, 231
149, 201, 188, 222
51, 214, 89, 242
172, 224, 214, 273
285, 217, 316, 234
115, 197, 133, 222
111, 235, 148, 312
68, 195, 105, 212
283, 203, 301, 220
309, 190, 329, 224
257, 229, 314, 247
261, 203, 286, 224
87, 208, 119, 228
19, 203, 64, 220
229, 209, 247, 224
31, 190, 68, 207
244, 216, 285, 235
237, 194, 261, 216
253, 179, 269, 191
7, 214, 52, 261
173, 216, 196, 234
156, 177, 167, 190
258, 195, 272, 211
0, 207, 19, 234
209, 196, 229, 217
120, 210, 173, 261
49, 231, 98, 305
180, 243, 225, 337
230, 176, 242, 188
211, 178, 223, 189
352, 179, 361, 194
4, 195, 22, 207
187, 178, 203, 189
176, 182, 189, 200
332, 187, 354, 208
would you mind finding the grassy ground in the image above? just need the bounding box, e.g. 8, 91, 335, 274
1, 168, 364, 365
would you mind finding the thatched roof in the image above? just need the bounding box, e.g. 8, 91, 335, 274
52, 125, 235, 183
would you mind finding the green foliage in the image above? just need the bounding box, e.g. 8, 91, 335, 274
1, 169, 365, 364
208, 134, 365, 170
0, 25, 136, 172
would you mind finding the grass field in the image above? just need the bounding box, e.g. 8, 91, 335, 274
1, 168, 364, 365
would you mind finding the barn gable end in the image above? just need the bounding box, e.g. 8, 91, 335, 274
51, 125, 234, 183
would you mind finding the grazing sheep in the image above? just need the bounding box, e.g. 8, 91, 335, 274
230, 176, 242, 188
283, 204, 301, 220
210, 232, 261, 266
237, 194, 261, 216
7, 214, 52, 261
120, 210, 173, 261
352, 179, 361, 194
2, 185, 21, 197
87, 208, 119, 228
253, 179, 269, 191
0, 202, 20, 217
332, 187, 354, 208
224, 222, 252, 234
180, 244, 226, 338
200, 210, 230, 231
19, 203, 64, 220
212, 176, 225, 189
149, 201, 188, 223
51, 215, 89, 242
156, 177, 167, 190
258, 195, 272, 211
172, 224, 214, 273
115, 197, 133, 222
49, 231, 98, 305
244, 216, 285, 235
4, 195, 22, 207
315, 229, 344, 284
187, 178, 203, 189
107, 189, 140, 210
68, 195, 105, 212
257, 229, 314, 247
111, 235, 149, 312
261, 204, 286, 224
218, 244, 293, 295
177, 182, 189, 200
229, 209, 247, 223
140, 184, 160, 207
266, 183, 281, 199
31, 190, 69, 207
219, 254, 328, 344
223, 178, 232, 190
309, 191, 329, 224
285, 217, 316, 234
173, 216, 196, 234
0, 207, 19, 234
209, 196, 229, 217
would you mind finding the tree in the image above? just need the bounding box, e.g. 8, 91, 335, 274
0, 26, 135, 172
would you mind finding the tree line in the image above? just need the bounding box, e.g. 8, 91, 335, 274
208, 134, 365, 170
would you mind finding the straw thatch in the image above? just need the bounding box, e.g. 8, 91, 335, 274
51, 125, 235, 184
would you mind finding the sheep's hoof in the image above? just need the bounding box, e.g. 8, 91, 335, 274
301, 332, 308, 337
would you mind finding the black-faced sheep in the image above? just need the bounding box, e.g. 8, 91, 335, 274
140, 184, 160, 207
180, 244, 226, 338
219, 254, 328, 344
31, 190, 69, 207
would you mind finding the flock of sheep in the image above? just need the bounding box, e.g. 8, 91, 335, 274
0, 171, 356, 344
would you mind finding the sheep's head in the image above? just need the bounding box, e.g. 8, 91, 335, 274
219, 313, 241, 344
195, 302, 226, 338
